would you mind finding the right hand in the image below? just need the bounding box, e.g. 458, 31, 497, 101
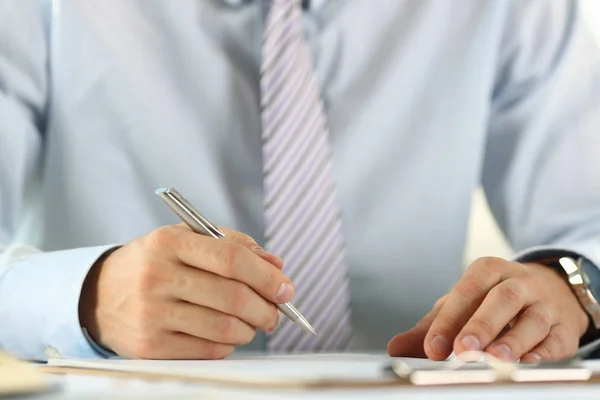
79, 224, 294, 359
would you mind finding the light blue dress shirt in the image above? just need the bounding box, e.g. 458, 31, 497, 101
0, 0, 599, 361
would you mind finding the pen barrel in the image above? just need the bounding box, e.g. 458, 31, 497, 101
276, 303, 316, 335
277, 303, 302, 322
156, 188, 221, 239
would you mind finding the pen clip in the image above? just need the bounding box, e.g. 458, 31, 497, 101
155, 188, 225, 239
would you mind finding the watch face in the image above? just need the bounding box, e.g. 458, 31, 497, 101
582, 258, 600, 300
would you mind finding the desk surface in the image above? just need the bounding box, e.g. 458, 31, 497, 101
15, 373, 600, 400
9, 353, 600, 399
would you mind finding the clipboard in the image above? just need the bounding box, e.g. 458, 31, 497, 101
386, 351, 594, 386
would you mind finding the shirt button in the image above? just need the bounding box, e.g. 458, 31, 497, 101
44, 346, 61, 358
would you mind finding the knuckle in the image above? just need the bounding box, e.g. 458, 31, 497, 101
468, 318, 497, 340
496, 281, 524, 306
454, 280, 486, 303
436, 313, 460, 332
232, 232, 257, 247
147, 226, 178, 251
522, 272, 543, 289
217, 245, 243, 277
512, 262, 528, 276
226, 281, 251, 312
523, 308, 552, 331
136, 260, 165, 293
215, 314, 239, 342
471, 257, 503, 273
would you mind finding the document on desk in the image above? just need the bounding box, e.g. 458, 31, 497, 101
46, 353, 446, 388
45, 352, 598, 388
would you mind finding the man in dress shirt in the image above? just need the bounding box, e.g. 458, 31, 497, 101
1, 0, 599, 362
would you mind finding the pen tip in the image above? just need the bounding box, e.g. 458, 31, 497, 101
300, 319, 317, 336
155, 188, 168, 195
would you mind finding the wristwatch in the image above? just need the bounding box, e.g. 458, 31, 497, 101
554, 256, 600, 330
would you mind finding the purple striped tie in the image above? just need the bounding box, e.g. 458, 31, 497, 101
261, 0, 352, 352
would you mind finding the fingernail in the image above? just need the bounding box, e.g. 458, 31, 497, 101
253, 246, 270, 257
276, 283, 295, 303
460, 335, 481, 351
269, 312, 281, 332
430, 334, 450, 355
527, 353, 541, 363
254, 247, 283, 263
492, 344, 511, 360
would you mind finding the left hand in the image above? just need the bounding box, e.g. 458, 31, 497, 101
387, 257, 590, 363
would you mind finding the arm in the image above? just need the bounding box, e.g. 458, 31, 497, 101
0, 0, 290, 362
0, 0, 117, 360
482, 0, 600, 355
481, 0, 600, 346
482, 0, 600, 271
388, 0, 600, 362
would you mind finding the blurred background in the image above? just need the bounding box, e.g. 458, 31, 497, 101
463, 0, 600, 266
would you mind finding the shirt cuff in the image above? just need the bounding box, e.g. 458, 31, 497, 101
0, 244, 120, 361
82, 327, 119, 358
511, 238, 600, 270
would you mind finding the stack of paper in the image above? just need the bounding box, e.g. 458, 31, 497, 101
44, 352, 600, 389
44, 353, 453, 388
0, 351, 51, 397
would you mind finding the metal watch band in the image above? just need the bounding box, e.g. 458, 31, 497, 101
558, 257, 600, 330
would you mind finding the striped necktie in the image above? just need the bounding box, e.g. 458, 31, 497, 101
260, 0, 352, 352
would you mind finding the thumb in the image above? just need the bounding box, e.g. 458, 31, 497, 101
387, 323, 429, 358
387, 297, 446, 358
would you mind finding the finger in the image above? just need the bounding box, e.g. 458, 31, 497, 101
148, 226, 295, 304
164, 301, 257, 345
387, 296, 447, 357
485, 302, 554, 361
387, 309, 440, 358
124, 331, 235, 360
454, 278, 531, 355
170, 267, 280, 332
220, 228, 284, 270
424, 258, 522, 360
178, 224, 283, 270
519, 324, 578, 363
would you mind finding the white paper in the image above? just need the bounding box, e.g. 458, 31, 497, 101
582, 359, 600, 373
47, 352, 448, 386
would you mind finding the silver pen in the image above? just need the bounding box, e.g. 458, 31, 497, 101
155, 187, 317, 335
